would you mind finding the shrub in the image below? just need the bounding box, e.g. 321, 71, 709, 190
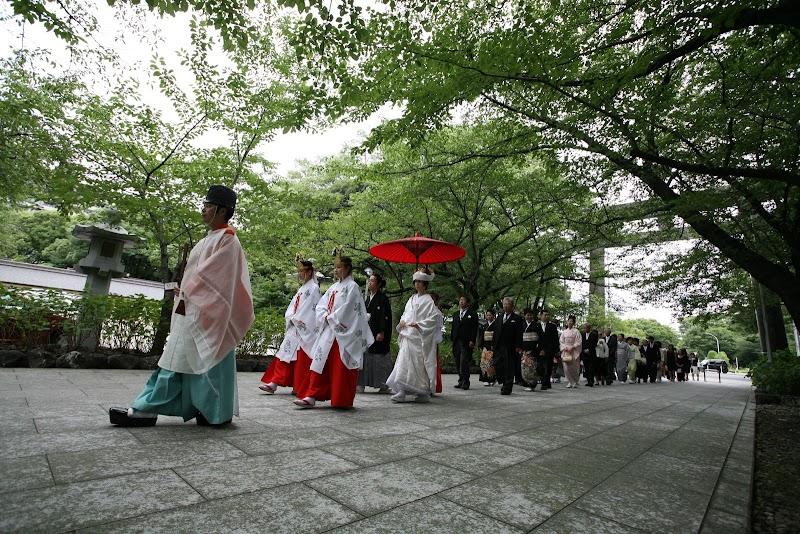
438, 339, 455, 367
0, 285, 160, 352
748, 350, 800, 396
100, 294, 161, 353
706, 350, 730, 364
62, 293, 112, 350
0, 286, 62, 347
237, 309, 285, 358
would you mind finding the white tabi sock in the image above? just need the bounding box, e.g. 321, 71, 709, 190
127, 408, 158, 419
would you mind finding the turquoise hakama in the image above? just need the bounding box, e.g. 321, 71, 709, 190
130, 350, 238, 424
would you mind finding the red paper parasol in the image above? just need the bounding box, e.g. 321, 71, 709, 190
369, 233, 466, 267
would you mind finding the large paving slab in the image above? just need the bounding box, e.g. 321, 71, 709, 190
0, 367, 754, 533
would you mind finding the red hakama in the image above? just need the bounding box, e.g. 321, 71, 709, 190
260, 358, 294, 387
295, 341, 358, 408
260, 348, 313, 395
293, 348, 312, 393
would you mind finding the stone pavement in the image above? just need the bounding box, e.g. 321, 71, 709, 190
0, 368, 754, 533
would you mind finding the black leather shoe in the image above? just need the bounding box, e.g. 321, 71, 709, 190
462, 383, 470, 390
453, 383, 463, 389
109, 407, 157, 427
196, 412, 232, 427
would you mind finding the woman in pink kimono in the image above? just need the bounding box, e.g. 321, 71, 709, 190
559, 314, 582, 388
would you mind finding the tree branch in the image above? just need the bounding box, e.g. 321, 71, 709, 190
630, 148, 800, 186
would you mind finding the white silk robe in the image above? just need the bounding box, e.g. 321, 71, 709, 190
158, 225, 254, 376
386, 292, 439, 395
276, 279, 321, 363
309, 275, 374, 374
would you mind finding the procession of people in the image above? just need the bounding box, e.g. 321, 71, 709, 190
109, 188, 702, 426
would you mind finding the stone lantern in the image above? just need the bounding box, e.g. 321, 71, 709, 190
72, 223, 142, 295
72, 223, 142, 349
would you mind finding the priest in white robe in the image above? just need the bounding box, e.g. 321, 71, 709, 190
110, 185, 254, 427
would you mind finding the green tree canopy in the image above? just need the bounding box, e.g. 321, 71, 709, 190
0, 52, 87, 204
276, 0, 800, 328
11, 0, 800, 334
328, 125, 609, 311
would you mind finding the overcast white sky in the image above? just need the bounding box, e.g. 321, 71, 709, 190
0, 3, 678, 326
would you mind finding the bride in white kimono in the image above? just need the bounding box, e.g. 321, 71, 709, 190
386, 269, 439, 403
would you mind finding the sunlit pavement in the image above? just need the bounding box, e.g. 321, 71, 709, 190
0, 368, 753, 533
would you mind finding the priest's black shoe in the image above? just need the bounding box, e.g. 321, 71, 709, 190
196, 412, 232, 428
109, 407, 157, 427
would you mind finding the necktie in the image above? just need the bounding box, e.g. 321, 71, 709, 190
504, 314, 509, 323
460, 310, 465, 320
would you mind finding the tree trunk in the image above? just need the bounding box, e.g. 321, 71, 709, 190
753, 277, 790, 354
150, 294, 174, 356
633, 166, 800, 331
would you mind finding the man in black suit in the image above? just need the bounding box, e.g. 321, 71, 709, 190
535, 309, 559, 390
601, 328, 618, 385
452, 295, 479, 390
581, 323, 599, 387
494, 297, 522, 395
641, 335, 660, 383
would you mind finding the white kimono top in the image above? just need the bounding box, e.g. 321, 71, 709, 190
596, 338, 609, 359
309, 275, 374, 374
159, 225, 255, 375
276, 279, 321, 362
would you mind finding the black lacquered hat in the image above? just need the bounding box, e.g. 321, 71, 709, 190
205, 184, 236, 209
